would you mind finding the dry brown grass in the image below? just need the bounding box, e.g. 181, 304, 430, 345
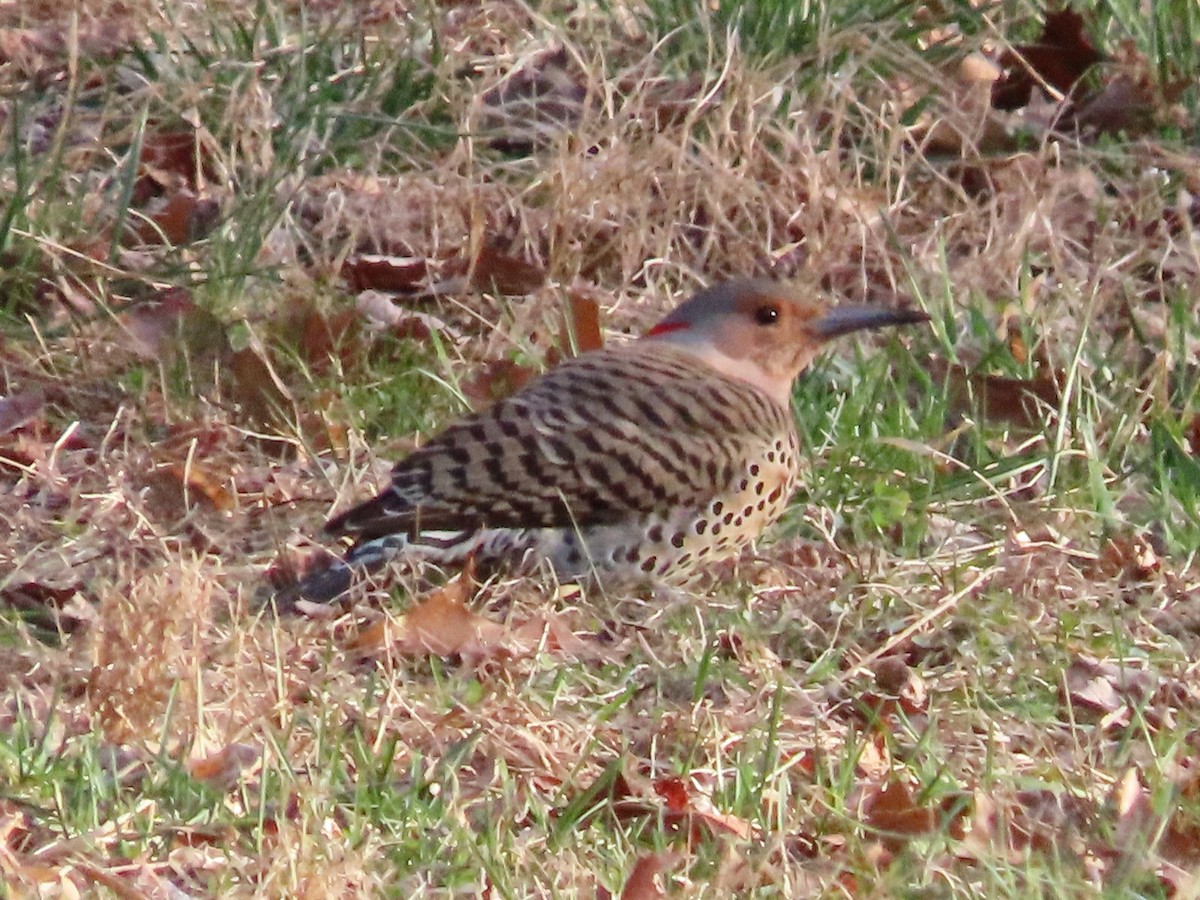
3, 0, 1200, 897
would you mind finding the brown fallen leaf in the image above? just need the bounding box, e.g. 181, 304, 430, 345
465, 243, 547, 295
870, 654, 928, 717
860, 777, 938, 843
618, 852, 681, 900
133, 126, 216, 205
1061, 655, 1156, 729
227, 346, 292, 426
160, 460, 235, 512
939, 361, 1063, 429
0, 388, 45, 435
189, 743, 260, 790
350, 573, 504, 661
117, 287, 204, 360
562, 287, 604, 356
461, 358, 539, 409
401, 583, 504, 658
342, 254, 430, 293
1093, 533, 1160, 582
130, 190, 220, 246
992, 8, 1105, 111
295, 305, 362, 376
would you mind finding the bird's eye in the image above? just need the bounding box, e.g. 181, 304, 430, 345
755, 304, 781, 326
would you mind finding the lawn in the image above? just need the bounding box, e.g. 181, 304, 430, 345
2, 0, 1200, 896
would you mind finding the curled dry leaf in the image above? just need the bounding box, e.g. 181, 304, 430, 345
1061, 655, 1155, 728
464, 244, 547, 296
0, 388, 45, 435
159, 460, 235, 512
356, 290, 457, 343
593, 768, 753, 841
860, 777, 939, 843
461, 358, 539, 409
188, 743, 260, 790
562, 288, 604, 356
343, 254, 429, 293
618, 852, 682, 900
992, 8, 1105, 111
1094, 534, 1160, 582
870, 654, 928, 717
350, 573, 500, 661
130, 190, 220, 246
935, 359, 1063, 429
133, 126, 216, 203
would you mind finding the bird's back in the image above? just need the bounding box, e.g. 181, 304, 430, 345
326, 341, 798, 542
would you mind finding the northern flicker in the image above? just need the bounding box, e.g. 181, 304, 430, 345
290, 279, 927, 602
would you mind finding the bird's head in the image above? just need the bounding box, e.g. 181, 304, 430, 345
644, 279, 929, 405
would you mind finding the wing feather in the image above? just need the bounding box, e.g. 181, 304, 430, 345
325, 344, 791, 541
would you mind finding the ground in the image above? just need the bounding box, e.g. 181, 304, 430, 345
2, 1, 1200, 897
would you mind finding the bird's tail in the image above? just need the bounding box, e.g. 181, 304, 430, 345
265, 531, 479, 610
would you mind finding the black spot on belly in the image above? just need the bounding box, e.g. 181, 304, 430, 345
671, 531, 686, 548
640, 555, 657, 573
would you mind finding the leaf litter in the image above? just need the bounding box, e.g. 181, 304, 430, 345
1, 1, 1200, 896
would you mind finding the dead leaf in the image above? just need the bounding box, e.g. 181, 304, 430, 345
509, 614, 611, 661
132, 127, 215, 204
1061, 655, 1155, 728
355, 290, 454, 343
350, 573, 505, 661
0, 388, 45, 434
992, 8, 1105, 111
461, 358, 539, 409
117, 287, 200, 359
562, 288, 604, 355
465, 244, 546, 295
160, 460, 235, 512
342, 254, 430, 293
1094, 534, 1160, 581
939, 361, 1063, 429
618, 852, 681, 900
227, 347, 292, 426
189, 743, 260, 790
401, 583, 503, 658
604, 770, 753, 841
871, 655, 928, 716
130, 190, 220, 246
296, 306, 362, 375
861, 778, 938, 842
1069, 74, 1156, 135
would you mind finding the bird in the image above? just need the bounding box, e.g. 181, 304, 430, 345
287, 278, 928, 603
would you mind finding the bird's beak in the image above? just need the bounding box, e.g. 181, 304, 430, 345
812, 304, 930, 340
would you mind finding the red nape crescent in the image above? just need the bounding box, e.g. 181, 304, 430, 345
645, 321, 690, 337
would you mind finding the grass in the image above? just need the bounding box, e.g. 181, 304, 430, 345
2, 0, 1200, 896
